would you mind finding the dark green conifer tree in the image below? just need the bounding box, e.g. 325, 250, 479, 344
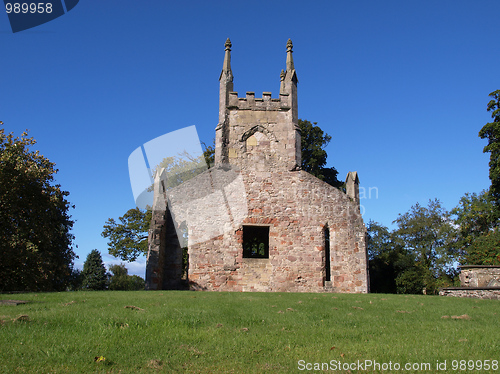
81, 249, 108, 290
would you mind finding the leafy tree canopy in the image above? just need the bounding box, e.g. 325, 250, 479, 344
202, 141, 215, 169
152, 151, 207, 191
367, 220, 428, 294
479, 89, 500, 214
366, 220, 394, 262
367, 221, 400, 293
0, 124, 76, 292
451, 90, 500, 265
451, 191, 500, 265
464, 230, 500, 265
103, 147, 207, 263
393, 199, 458, 293
299, 119, 343, 188
102, 208, 151, 262
451, 190, 496, 261
109, 263, 145, 290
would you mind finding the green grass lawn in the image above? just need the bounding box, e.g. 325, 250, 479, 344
0, 291, 498, 373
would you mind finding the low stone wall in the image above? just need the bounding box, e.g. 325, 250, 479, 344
439, 287, 500, 300
439, 266, 500, 300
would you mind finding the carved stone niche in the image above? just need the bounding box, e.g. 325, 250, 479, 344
459, 265, 500, 288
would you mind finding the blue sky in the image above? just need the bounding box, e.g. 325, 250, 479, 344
2, 1, 499, 276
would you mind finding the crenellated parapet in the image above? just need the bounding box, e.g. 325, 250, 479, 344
227, 91, 291, 111
215, 38, 301, 171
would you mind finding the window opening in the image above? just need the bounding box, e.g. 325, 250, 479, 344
324, 226, 331, 282
243, 225, 269, 258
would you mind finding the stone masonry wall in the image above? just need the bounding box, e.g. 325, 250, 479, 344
439, 266, 500, 300
146, 39, 368, 293
439, 288, 500, 300
186, 169, 368, 293
146, 208, 183, 290
459, 266, 500, 288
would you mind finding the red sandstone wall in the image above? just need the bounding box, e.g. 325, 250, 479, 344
187, 170, 368, 293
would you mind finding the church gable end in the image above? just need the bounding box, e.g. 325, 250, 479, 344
146, 39, 369, 293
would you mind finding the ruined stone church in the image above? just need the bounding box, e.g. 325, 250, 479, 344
146, 39, 369, 293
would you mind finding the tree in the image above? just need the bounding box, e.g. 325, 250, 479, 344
67, 266, 83, 291
108, 264, 129, 290
451, 190, 497, 264
367, 221, 396, 293
129, 275, 146, 290
108, 263, 145, 290
452, 192, 500, 265
299, 119, 343, 188
369, 201, 460, 294
102, 208, 151, 262
202, 141, 215, 168
152, 151, 208, 191
444, 90, 500, 266
393, 199, 458, 293
464, 230, 500, 265
367, 220, 422, 294
394, 265, 427, 294
479, 89, 500, 216
0, 125, 76, 292
104, 143, 214, 264
81, 249, 108, 290
367, 221, 400, 293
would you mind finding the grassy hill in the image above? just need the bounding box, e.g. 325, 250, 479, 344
1, 291, 498, 373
